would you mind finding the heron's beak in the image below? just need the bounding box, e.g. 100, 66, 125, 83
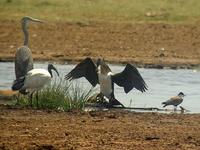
30, 17, 44, 23
22, 16, 45, 24
31, 19, 45, 23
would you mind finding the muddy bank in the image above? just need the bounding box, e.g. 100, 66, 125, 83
0, 105, 200, 150
0, 21, 200, 68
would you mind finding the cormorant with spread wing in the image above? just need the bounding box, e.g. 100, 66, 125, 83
65, 57, 148, 107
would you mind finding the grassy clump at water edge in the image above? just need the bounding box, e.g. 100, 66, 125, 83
13, 79, 96, 111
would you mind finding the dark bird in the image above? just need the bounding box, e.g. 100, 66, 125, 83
65, 57, 148, 107
15, 16, 43, 80
162, 92, 185, 111
12, 64, 59, 107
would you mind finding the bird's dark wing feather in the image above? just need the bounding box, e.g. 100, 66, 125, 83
65, 57, 98, 87
11, 76, 25, 91
111, 64, 147, 93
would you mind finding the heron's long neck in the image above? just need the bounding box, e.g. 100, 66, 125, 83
22, 24, 29, 46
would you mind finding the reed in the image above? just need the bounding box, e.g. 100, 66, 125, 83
14, 79, 96, 111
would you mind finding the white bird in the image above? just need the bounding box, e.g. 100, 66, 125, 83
162, 92, 185, 111
12, 64, 59, 107
65, 57, 148, 107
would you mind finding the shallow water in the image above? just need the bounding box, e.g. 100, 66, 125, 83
0, 62, 200, 113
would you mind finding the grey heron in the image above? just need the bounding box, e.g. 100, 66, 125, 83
162, 92, 185, 111
15, 16, 43, 79
12, 64, 59, 107
65, 57, 148, 107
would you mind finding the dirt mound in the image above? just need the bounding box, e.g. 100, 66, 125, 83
0, 21, 200, 68
0, 105, 200, 149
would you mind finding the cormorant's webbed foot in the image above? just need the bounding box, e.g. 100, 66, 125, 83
108, 98, 125, 108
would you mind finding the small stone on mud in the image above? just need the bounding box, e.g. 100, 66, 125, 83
81, 120, 86, 123
37, 144, 55, 150
65, 132, 70, 136
106, 114, 117, 119
187, 136, 193, 140
145, 136, 160, 140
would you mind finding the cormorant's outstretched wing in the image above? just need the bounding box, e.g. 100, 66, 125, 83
112, 64, 147, 93
65, 57, 98, 87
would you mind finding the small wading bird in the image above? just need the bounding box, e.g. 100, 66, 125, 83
65, 57, 148, 107
162, 92, 185, 111
12, 64, 59, 107
15, 16, 43, 80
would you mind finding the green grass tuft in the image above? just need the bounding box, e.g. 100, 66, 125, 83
1, 0, 200, 24
14, 78, 96, 111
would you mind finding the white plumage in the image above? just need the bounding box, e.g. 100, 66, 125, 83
21, 69, 52, 93
12, 64, 59, 107
97, 66, 114, 99
98, 73, 112, 99
20, 64, 59, 94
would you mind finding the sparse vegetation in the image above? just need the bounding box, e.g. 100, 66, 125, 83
14, 79, 96, 111
0, 0, 200, 23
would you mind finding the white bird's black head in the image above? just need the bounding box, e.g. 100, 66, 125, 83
178, 92, 185, 97
48, 64, 59, 77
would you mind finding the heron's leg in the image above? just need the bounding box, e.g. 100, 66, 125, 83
15, 93, 21, 105
29, 92, 34, 107
36, 91, 39, 108
174, 106, 177, 112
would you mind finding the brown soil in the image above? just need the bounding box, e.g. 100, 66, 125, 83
0, 21, 200, 68
0, 105, 200, 150
1, 21, 200, 150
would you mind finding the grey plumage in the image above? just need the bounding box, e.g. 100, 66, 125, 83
13, 16, 43, 94
65, 57, 148, 107
14, 16, 43, 79
162, 92, 185, 111
15, 46, 33, 79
